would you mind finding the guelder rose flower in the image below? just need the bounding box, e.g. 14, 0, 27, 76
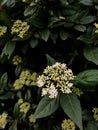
37, 62, 75, 98
37, 78, 45, 87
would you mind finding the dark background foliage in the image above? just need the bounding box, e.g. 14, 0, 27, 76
0, 0, 98, 129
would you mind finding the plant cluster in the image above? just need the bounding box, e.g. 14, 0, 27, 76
0, 0, 98, 129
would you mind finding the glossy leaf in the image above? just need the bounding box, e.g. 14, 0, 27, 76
85, 121, 98, 130
60, 93, 83, 130
80, 0, 93, 6
79, 16, 96, 24
59, 30, 69, 40
83, 47, 98, 65
1, 0, 16, 7
30, 38, 39, 48
1, 41, 16, 59
0, 72, 8, 89
39, 29, 50, 41
25, 90, 31, 102
46, 54, 56, 66
74, 25, 86, 32
74, 70, 98, 87
34, 95, 59, 118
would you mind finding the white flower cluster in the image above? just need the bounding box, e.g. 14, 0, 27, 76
37, 62, 75, 98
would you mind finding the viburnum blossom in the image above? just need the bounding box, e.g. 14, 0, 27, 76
37, 62, 75, 98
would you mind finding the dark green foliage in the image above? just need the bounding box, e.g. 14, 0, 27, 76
0, 0, 98, 129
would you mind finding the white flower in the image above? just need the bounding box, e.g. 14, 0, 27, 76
37, 62, 75, 98
67, 83, 73, 88
66, 88, 72, 94
67, 69, 72, 74
48, 84, 58, 98
37, 77, 45, 87
42, 88, 49, 96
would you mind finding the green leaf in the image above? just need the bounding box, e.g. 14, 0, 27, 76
0, 72, 8, 89
80, 0, 93, 6
59, 30, 69, 40
30, 38, 39, 48
60, 93, 83, 130
1, 0, 16, 7
15, 65, 22, 76
83, 47, 98, 65
77, 27, 95, 44
1, 41, 16, 59
74, 25, 86, 32
0, 92, 14, 100
34, 95, 59, 118
24, 6, 37, 17
74, 70, 98, 87
85, 121, 98, 130
50, 32, 58, 43
9, 120, 17, 130
79, 16, 96, 24
24, 90, 31, 102
39, 29, 50, 42
13, 103, 20, 118
46, 54, 56, 66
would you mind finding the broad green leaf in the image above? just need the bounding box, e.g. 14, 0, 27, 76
1, 0, 16, 7
50, 32, 58, 43
48, 17, 60, 27
39, 29, 50, 41
79, 16, 96, 24
82, 109, 92, 121
74, 25, 86, 32
46, 54, 56, 66
0, 92, 14, 100
66, 13, 79, 22
59, 30, 69, 40
9, 120, 17, 130
0, 72, 8, 89
28, 11, 47, 28
77, 33, 95, 44
30, 38, 39, 48
24, 6, 37, 17
74, 70, 98, 87
83, 47, 98, 65
85, 121, 98, 130
34, 95, 59, 118
80, 0, 93, 6
60, 93, 83, 130
1, 41, 16, 59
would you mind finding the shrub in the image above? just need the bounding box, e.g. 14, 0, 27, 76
0, 0, 98, 129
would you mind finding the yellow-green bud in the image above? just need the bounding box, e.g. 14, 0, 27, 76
0, 26, 7, 37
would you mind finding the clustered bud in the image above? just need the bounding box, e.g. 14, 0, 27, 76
11, 20, 30, 38
13, 70, 37, 90
12, 55, 22, 65
61, 118, 76, 130
94, 23, 98, 33
0, 112, 8, 129
37, 62, 75, 98
92, 107, 98, 121
72, 87, 83, 96
28, 114, 36, 123
17, 98, 30, 114
0, 26, 7, 37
